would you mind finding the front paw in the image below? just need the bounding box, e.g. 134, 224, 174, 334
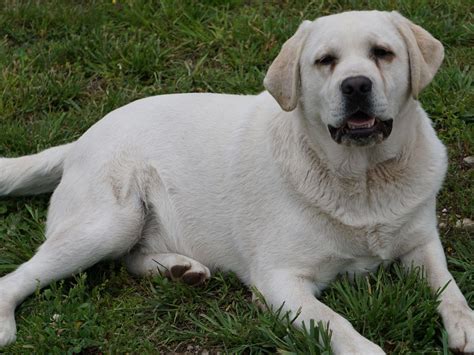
332, 333, 386, 355
442, 303, 474, 353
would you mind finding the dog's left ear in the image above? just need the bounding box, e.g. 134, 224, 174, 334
391, 12, 444, 98
264, 20, 312, 111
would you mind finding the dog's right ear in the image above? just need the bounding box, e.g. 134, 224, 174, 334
264, 21, 312, 112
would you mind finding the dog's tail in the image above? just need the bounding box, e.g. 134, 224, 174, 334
0, 143, 74, 196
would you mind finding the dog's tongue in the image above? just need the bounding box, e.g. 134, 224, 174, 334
347, 113, 375, 129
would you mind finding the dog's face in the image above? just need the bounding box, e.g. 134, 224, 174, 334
264, 11, 444, 147
299, 12, 406, 146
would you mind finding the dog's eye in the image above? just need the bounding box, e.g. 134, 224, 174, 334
372, 47, 394, 59
315, 55, 337, 66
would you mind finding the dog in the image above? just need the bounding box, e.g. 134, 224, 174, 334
0, 10, 473, 354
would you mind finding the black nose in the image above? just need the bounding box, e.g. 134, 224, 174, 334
341, 76, 372, 97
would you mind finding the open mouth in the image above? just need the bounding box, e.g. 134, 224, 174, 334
328, 111, 393, 145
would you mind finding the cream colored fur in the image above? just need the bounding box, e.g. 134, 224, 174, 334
0, 10, 472, 354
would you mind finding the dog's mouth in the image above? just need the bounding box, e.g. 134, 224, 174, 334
328, 111, 393, 146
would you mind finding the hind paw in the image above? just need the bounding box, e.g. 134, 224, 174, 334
125, 252, 211, 286
164, 258, 210, 286
0, 310, 16, 347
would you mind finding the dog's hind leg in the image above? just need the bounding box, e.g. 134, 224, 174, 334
123, 163, 211, 287
125, 252, 211, 286
0, 172, 146, 346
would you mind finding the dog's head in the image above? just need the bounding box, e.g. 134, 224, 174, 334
264, 11, 444, 147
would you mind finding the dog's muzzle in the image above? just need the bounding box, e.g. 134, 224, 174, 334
328, 111, 393, 146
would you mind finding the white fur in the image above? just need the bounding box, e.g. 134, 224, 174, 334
0, 10, 472, 353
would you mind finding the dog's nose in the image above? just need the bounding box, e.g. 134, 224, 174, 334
341, 76, 372, 97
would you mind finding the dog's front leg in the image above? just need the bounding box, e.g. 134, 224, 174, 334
255, 270, 385, 354
401, 238, 474, 353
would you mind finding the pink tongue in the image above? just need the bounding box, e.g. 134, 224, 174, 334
347, 117, 375, 127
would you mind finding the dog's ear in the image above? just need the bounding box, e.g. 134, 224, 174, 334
264, 20, 312, 111
391, 12, 444, 98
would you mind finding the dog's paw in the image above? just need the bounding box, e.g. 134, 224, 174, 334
443, 304, 474, 353
164, 258, 210, 286
332, 333, 385, 355
0, 310, 16, 347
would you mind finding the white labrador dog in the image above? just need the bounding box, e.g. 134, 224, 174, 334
0, 10, 472, 353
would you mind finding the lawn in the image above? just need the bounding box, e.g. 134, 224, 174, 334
0, 0, 472, 353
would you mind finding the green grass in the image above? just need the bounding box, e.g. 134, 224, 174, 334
0, 0, 472, 353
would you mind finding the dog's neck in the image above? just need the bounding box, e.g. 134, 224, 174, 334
293, 99, 420, 178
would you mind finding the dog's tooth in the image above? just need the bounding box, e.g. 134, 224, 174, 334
347, 117, 376, 130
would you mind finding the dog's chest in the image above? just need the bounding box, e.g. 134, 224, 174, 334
332, 219, 401, 260
287, 146, 426, 234
309, 224, 400, 286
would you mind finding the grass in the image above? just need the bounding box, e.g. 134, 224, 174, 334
0, 0, 472, 353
